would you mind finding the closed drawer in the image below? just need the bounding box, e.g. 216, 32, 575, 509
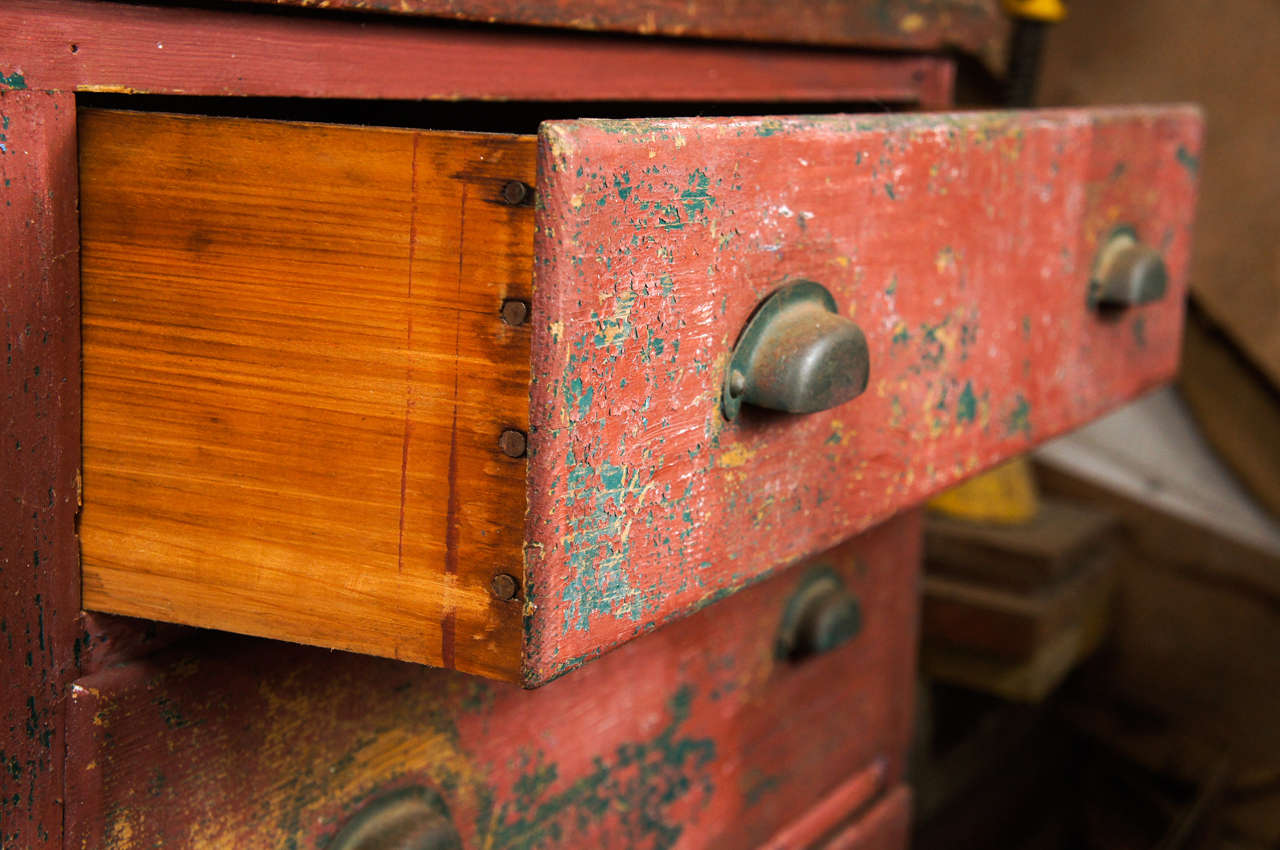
820, 786, 912, 850
67, 512, 920, 849
79, 105, 1202, 683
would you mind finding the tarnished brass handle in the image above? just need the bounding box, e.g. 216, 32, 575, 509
1089, 226, 1168, 310
722, 280, 870, 420
776, 567, 863, 662
329, 787, 460, 850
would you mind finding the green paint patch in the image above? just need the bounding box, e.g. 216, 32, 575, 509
883, 183, 897, 200
614, 170, 633, 201
680, 169, 715, 219
0, 71, 26, 90
755, 118, 786, 137
478, 685, 716, 850
1176, 145, 1200, 177
956, 381, 977, 423
918, 318, 950, 367
1007, 394, 1032, 436
564, 377, 594, 419
885, 274, 898, 297
654, 201, 683, 230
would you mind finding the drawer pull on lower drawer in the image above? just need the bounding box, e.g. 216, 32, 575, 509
722, 280, 870, 420
1090, 226, 1168, 310
329, 787, 460, 850
777, 567, 864, 661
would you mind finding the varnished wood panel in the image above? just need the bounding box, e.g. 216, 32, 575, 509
79, 110, 534, 679
66, 514, 921, 849
527, 105, 1203, 684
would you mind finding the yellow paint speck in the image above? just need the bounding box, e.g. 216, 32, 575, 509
900, 12, 926, 32
718, 443, 756, 469
570, 193, 584, 210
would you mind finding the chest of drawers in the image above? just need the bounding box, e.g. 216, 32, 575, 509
2, 2, 1201, 846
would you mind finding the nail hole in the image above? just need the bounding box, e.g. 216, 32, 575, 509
70, 44, 79, 54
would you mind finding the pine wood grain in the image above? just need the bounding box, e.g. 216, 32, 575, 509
79, 109, 534, 679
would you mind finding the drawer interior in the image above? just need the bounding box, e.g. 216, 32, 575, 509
79, 109, 536, 679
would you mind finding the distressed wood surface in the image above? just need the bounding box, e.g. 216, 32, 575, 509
79, 110, 533, 678
822, 786, 911, 850
0, 90, 81, 850
527, 105, 1203, 684
922, 555, 1114, 661
760, 762, 886, 849
66, 513, 920, 849
0, 0, 953, 106
237, 0, 1007, 56
924, 498, 1119, 591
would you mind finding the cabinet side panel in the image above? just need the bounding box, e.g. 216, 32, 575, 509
79, 110, 532, 679
0, 89, 81, 850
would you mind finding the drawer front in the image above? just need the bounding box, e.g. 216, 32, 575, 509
526, 105, 1202, 682
67, 511, 920, 849
821, 786, 911, 850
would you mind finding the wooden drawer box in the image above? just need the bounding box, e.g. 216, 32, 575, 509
78, 105, 1203, 685
67, 513, 920, 849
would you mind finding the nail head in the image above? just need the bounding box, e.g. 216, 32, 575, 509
498, 429, 527, 458
491, 573, 519, 601
501, 299, 530, 327
502, 180, 529, 205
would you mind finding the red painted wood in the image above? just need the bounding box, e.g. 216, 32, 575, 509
822, 786, 911, 850
65, 512, 921, 849
760, 760, 886, 850
526, 105, 1203, 684
0, 89, 81, 849
235, 0, 1007, 55
0, 1, 951, 104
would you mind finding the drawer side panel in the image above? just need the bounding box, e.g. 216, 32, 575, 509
527, 105, 1203, 683
79, 110, 534, 679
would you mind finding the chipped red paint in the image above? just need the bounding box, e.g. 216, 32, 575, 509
822, 786, 912, 850
0, 0, 953, 105
0, 89, 81, 850
235, 0, 1007, 57
526, 106, 1203, 684
65, 514, 920, 849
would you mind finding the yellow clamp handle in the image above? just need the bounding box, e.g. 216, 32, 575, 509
1002, 0, 1066, 22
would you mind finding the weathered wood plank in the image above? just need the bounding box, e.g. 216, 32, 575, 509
235, 0, 1007, 56
79, 110, 533, 679
0, 89, 81, 850
527, 105, 1203, 684
66, 513, 921, 849
824, 786, 912, 850
924, 498, 1119, 592
0, 0, 953, 105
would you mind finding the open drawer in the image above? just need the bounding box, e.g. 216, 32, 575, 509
78, 105, 1202, 684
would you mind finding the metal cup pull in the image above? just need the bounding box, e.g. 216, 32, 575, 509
722, 280, 870, 420
329, 787, 461, 850
776, 567, 863, 663
1089, 226, 1168, 310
